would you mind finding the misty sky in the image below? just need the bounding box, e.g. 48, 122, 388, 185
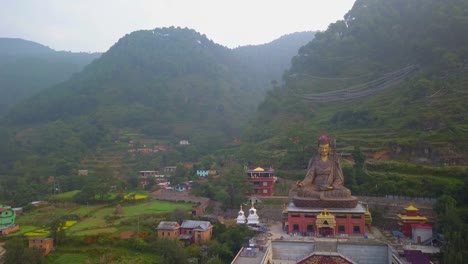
0, 0, 356, 53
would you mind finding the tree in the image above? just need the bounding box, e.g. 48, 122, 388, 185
216, 162, 253, 209
2, 237, 45, 264
49, 217, 66, 246
155, 239, 188, 264
114, 204, 124, 215
74, 165, 117, 203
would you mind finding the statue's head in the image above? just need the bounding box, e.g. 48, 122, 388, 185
317, 134, 331, 157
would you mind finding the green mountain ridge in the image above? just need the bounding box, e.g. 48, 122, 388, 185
0, 27, 315, 175
0, 38, 101, 115
243, 0, 468, 168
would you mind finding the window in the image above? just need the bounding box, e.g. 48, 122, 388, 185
263, 189, 268, 194
161, 232, 164, 236
338, 225, 345, 233
352, 215, 362, 219
293, 224, 300, 232
263, 182, 268, 186
307, 224, 314, 232
291, 214, 300, 218
353, 225, 361, 234
305, 214, 315, 218
336, 215, 347, 219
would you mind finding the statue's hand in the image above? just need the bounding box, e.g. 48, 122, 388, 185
296, 181, 303, 188
319, 185, 334, 191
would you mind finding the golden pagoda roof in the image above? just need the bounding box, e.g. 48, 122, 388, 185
397, 214, 428, 221
316, 208, 336, 228
404, 204, 419, 211
317, 208, 334, 219
253, 167, 264, 171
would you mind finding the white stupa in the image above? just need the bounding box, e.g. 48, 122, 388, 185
247, 201, 259, 225
236, 204, 247, 224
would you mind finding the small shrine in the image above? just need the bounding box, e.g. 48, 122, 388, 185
247, 202, 260, 225
236, 204, 247, 224
364, 204, 372, 226
315, 209, 336, 236
397, 204, 429, 238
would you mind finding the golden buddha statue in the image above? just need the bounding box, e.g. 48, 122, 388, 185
294, 134, 356, 208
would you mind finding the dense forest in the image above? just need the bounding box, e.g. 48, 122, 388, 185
0, 38, 101, 115
0, 28, 314, 202
0, 0, 467, 262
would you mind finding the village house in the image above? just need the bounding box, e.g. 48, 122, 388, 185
138, 170, 165, 186
179, 140, 190, 145
77, 169, 88, 176
128, 148, 153, 154
174, 183, 189, 192
156, 221, 180, 240
154, 145, 174, 152
180, 220, 213, 244
163, 166, 177, 174
183, 162, 194, 169
196, 170, 209, 177
156, 219, 212, 244
28, 238, 54, 256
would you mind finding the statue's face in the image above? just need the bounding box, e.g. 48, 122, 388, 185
319, 143, 331, 157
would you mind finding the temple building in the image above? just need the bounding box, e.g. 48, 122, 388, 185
232, 135, 441, 264
0, 205, 19, 235
287, 204, 366, 236
246, 167, 276, 196
397, 204, 431, 241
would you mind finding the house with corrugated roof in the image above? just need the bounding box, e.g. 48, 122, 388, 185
180, 220, 212, 244
156, 221, 180, 240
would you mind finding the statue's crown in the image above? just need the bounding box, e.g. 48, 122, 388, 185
318, 134, 331, 145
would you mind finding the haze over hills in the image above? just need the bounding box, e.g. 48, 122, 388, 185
0, 1, 467, 262
243, 0, 468, 168
0, 38, 101, 115
0, 28, 315, 175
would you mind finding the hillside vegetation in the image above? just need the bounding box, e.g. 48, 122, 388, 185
0, 38, 101, 115
0, 28, 314, 199
243, 0, 468, 168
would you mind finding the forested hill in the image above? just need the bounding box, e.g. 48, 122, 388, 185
0, 27, 314, 174
243, 0, 468, 168
0, 38, 54, 54
232, 31, 316, 88
0, 38, 101, 115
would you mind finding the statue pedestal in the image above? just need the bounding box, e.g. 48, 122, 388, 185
292, 196, 358, 209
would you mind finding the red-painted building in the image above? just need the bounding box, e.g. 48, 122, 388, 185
286, 204, 367, 236
246, 167, 276, 196
397, 204, 429, 238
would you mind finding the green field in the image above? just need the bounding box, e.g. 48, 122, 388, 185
11, 197, 194, 262
15, 199, 194, 237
